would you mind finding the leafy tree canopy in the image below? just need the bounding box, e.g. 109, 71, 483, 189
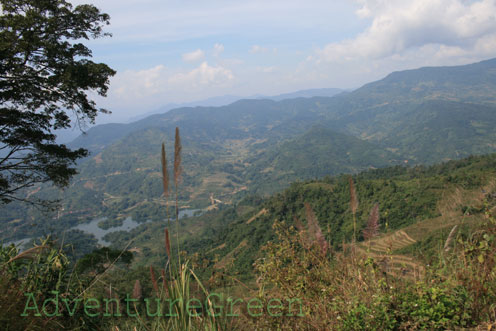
0, 0, 115, 205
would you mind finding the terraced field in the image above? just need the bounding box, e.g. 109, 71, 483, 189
357, 230, 424, 279
356, 182, 496, 279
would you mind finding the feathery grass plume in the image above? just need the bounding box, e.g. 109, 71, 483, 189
164, 228, 171, 258
304, 202, 328, 255
444, 225, 458, 252
173, 127, 182, 266
173, 127, 182, 189
363, 203, 380, 241
149, 265, 159, 295
5, 245, 48, 264
161, 142, 169, 198
132, 279, 142, 300
349, 176, 359, 243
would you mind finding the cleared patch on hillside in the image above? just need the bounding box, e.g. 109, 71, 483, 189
246, 209, 267, 224
93, 153, 103, 164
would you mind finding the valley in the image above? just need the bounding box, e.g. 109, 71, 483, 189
3, 58, 496, 245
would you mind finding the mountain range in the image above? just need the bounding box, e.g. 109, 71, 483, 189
3, 58, 496, 243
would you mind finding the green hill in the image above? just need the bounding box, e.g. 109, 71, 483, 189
4, 58, 496, 244
181, 153, 496, 279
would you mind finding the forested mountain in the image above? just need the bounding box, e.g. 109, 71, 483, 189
127, 87, 345, 122
3, 58, 496, 244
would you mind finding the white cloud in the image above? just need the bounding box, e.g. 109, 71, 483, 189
249, 45, 278, 54
113, 65, 168, 98
109, 62, 233, 99
257, 66, 276, 73
71, 0, 496, 123
169, 62, 234, 87
182, 49, 205, 62
250, 45, 268, 53
316, 0, 496, 63
99, 62, 235, 118
213, 43, 224, 57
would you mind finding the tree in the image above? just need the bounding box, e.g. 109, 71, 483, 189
0, 0, 115, 205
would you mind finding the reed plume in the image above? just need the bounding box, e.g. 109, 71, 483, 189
161, 142, 169, 198
5, 245, 48, 264
174, 127, 182, 189
149, 265, 159, 296
304, 202, 329, 255
444, 225, 458, 252
173, 127, 182, 266
173, 127, 182, 229
363, 203, 380, 241
132, 279, 142, 300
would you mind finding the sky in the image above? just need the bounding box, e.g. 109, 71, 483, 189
69, 0, 496, 123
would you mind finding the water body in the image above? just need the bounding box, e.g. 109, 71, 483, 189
3, 208, 203, 249
73, 216, 140, 246
66, 208, 202, 246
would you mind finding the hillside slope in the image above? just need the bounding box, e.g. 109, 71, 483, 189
4, 58, 496, 243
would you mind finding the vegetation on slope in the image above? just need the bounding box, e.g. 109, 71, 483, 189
4, 59, 496, 244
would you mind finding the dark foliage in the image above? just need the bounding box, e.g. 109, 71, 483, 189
0, 0, 115, 205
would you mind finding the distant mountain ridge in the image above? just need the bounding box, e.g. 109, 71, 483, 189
71, 88, 345, 153
5, 57, 496, 243
125, 88, 345, 122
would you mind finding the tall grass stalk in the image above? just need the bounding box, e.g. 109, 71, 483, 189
141, 128, 222, 330
174, 127, 182, 267
161, 142, 171, 226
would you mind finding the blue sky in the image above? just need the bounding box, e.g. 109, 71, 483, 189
70, 0, 496, 122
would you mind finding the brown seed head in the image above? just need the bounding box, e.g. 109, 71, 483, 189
149, 265, 159, 295
174, 127, 182, 188
132, 279, 142, 300
161, 142, 169, 197
363, 203, 380, 240
304, 202, 329, 255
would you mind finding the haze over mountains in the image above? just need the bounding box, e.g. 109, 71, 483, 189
126, 88, 346, 123
3, 58, 496, 243
54, 88, 345, 144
